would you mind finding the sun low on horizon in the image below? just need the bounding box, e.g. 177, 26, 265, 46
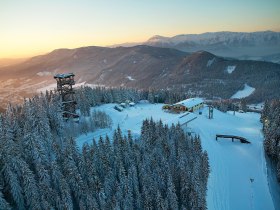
1, 0, 280, 58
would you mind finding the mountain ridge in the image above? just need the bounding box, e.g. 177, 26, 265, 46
0, 45, 280, 110
111, 31, 280, 63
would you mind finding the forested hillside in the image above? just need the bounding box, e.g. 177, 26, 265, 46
75, 86, 190, 116
1, 45, 280, 111
0, 89, 209, 209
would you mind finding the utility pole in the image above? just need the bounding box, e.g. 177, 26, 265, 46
250, 178, 254, 210
209, 106, 213, 119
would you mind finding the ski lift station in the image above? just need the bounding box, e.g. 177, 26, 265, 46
163, 98, 204, 113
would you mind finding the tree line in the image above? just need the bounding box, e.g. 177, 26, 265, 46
261, 99, 280, 182
75, 86, 190, 116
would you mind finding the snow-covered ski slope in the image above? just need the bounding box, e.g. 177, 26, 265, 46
191, 110, 274, 210
76, 103, 275, 210
231, 84, 255, 99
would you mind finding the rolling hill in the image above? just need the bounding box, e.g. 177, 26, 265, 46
1, 45, 280, 110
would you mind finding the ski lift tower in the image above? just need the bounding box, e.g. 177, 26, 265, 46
54, 73, 79, 121
208, 105, 214, 119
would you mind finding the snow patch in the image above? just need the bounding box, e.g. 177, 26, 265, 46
226, 66, 236, 74
126, 76, 135, 81
207, 58, 215, 67
37, 71, 53, 76
248, 102, 264, 111
231, 84, 255, 99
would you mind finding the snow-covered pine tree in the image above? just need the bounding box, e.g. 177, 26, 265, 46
262, 99, 280, 182
0, 89, 210, 209
0, 189, 11, 210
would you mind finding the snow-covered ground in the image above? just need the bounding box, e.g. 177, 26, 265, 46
76, 103, 276, 210
126, 76, 135, 81
231, 84, 255, 99
248, 102, 264, 111
36, 71, 53, 76
207, 58, 215, 67
225, 65, 236, 74
192, 110, 274, 210
76, 103, 188, 147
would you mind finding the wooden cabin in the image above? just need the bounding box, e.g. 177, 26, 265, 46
172, 98, 204, 112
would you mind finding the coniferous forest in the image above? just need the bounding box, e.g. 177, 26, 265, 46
262, 99, 280, 182
0, 88, 209, 210
75, 86, 191, 116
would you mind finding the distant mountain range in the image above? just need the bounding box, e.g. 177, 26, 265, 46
1, 44, 280, 110
111, 31, 280, 64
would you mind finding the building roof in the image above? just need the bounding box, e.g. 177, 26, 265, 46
175, 98, 204, 108
54, 73, 75, 79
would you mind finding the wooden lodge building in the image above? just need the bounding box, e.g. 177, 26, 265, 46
163, 98, 204, 112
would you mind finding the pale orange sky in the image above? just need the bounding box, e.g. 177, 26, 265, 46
1, 0, 280, 58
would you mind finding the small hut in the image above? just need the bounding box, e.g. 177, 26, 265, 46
172, 98, 204, 112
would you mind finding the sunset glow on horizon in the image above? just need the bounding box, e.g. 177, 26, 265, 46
1, 0, 280, 58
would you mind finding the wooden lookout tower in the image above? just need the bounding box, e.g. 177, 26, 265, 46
54, 73, 79, 121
